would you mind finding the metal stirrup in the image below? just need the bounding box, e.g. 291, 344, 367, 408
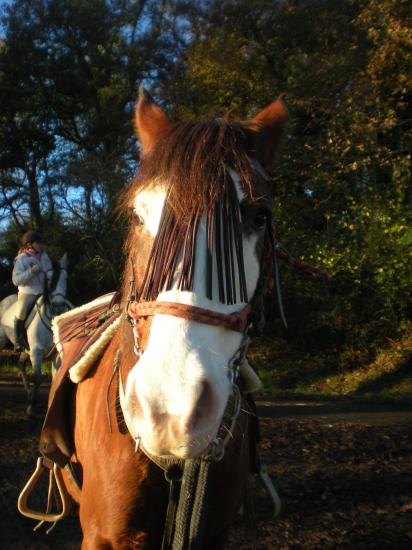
259, 464, 282, 518
17, 457, 71, 532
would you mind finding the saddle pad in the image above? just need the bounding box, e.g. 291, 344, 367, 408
52, 293, 121, 383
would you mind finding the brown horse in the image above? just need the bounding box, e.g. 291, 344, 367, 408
42, 90, 287, 549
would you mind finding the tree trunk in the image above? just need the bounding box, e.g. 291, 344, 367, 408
27, 168, 43, 230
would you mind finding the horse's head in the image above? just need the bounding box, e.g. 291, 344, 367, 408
120, 89, 287, 459
50, 253, 70, 312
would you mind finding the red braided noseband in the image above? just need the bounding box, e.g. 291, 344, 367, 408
128, 301, 252, 333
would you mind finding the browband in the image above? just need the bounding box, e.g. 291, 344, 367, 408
128, 301, 251, 333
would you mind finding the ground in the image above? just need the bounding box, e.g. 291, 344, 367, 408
1, 381, 412, 549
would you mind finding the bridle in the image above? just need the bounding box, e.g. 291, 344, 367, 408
124, 161, 280, 386
109, 160, 296, 549
125, 229, 276, 388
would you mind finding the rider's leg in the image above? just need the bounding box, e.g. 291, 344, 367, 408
13, 319, 26, 351
14, 293, 36, 351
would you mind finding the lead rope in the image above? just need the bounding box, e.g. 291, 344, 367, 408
268, 223, 288, 330
188, 459, 211, 548
175, 460, 211, 550
162, 464, 183, 550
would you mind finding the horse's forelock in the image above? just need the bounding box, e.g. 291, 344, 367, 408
126, 118, 257, 223
119, 118, 266, 308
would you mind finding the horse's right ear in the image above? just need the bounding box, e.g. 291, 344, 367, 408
135, 86, 172, 155
59, 253, 68, 268
244, 96, 288, 169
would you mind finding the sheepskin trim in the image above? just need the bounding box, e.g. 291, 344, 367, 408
69, 317, 121, 383
52, 293, 115, 353
240, 359, 263, 394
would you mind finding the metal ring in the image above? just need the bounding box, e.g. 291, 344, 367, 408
164, 463, 183, 482
210, 438, 225, 462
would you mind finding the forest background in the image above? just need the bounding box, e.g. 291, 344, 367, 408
0, 0, 410, 397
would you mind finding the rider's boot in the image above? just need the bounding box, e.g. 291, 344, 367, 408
14, 318, 27, 352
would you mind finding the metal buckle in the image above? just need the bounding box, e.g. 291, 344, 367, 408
132, 320, 142, 357
209, 438, 225, 462
228, 332, 250, 384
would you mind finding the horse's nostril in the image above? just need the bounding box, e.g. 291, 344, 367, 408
186, 381, 214, 432
190, 408, 202, 431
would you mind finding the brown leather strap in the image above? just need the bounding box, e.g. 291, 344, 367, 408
276, 243, 331, 280
128, 301, 251, 333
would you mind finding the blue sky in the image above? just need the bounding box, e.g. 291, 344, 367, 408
0, 1, 12, 37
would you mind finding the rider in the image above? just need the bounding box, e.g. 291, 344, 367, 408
12, 230, 52, 351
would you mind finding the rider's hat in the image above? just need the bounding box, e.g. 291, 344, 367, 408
21, 230, 44, 245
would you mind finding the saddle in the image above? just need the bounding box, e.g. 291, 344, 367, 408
40, 292, 121, 467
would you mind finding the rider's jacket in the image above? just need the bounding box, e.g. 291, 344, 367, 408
12, 251, 53, 295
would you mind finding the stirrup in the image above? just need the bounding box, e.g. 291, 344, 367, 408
18, 457, 71, 533
259, 464, 282, 518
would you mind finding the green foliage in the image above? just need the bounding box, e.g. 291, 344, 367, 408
0, 0, 186, 296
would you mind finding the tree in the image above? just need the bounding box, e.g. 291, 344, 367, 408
166, 0, 411, 365
0, 0, 189, 300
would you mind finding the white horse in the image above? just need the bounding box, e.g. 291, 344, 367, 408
0, 253, 72, 412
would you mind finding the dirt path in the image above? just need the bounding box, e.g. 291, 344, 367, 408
2, 380, 412, 425
1, 383, 412, 549
256, 396, 412, 425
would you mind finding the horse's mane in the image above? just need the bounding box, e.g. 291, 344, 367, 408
121, 118, 256, 222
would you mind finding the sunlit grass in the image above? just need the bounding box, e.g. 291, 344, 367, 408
248, 326, 412, 399
1, 329, 410, 399
0, 362, 52, 376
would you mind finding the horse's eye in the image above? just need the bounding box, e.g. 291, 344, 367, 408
252, 210, 270, 231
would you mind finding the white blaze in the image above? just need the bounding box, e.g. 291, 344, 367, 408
134, 184, 167, 236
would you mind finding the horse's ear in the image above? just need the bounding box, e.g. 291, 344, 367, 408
59, 253, 68, 268
135, 86, 172, 155
244, 96, 288, 169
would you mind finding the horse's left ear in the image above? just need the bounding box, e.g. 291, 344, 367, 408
135, 86, 172, 155
244, 96, 288, 169
59, 253, 68, 268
